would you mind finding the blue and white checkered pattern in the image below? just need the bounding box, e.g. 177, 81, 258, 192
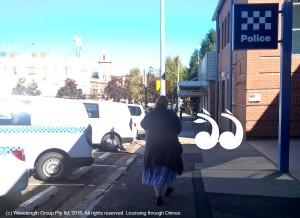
0, 126, 87, 134
0, 146, 21, 156
241, 10, 272, 31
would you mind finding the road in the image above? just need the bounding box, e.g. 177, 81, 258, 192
0, 140, 143, 218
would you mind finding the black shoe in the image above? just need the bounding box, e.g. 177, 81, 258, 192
165, 187, 174, 197
155, 196, 163, 206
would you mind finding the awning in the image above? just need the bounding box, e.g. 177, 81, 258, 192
178, 90, 207, 97
178, 80, 209, 87
178, 81, 209, 97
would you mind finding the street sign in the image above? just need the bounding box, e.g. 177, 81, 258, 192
233, 3, 279, 50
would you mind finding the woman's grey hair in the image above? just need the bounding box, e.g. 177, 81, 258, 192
155, 95, 169, 107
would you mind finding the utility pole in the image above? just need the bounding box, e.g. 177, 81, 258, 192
160, 0, 166, 95
144, 69, 148, 113
176, 55, 180, 113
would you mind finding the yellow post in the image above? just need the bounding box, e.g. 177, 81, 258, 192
156, 80, 160, 91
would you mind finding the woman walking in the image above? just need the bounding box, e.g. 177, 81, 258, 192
141, 95, 183, 205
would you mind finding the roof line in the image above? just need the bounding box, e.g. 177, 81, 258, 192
212, 0, 225, 21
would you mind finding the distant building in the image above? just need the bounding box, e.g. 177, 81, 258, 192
178, 52, 216, 117
0, 47, 112, 98
90, 49, 112, 98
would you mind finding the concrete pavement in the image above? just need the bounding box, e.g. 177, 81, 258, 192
248, 139, 300, 182
86, 114, 300, 218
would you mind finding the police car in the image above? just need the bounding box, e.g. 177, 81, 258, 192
0, 96, 94, 182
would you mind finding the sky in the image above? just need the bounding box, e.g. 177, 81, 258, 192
0, 0, 219, 75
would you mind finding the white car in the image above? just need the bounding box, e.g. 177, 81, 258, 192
0, 96, 94, 182
82, 100, 135, 151
127, 104, 145, 137
0, 147, 29, 196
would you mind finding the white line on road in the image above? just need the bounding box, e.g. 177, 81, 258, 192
68, 166, 92, 180
28, 183, 85, 187
15, 186, 59, 212
97, 152, 111, 162
92, 164, 117, 167
71, 155, 138, 217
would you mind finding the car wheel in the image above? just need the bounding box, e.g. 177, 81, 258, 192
36, 152, 69, 182
101, 133, 120, 151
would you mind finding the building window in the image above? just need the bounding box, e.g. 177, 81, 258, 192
222, 80, 225, 112
227, 12, 230, 45
103, 55, 105, 60
225, 17, 227, 47
10, 52, 16, 58
218, 27, 221, 53
222, 21, 224, 49
220, 13, 230, 50
292, 3, 300, 54
40, 53, 47, 58
28, 67, 35, 75
13, 67, 17, 75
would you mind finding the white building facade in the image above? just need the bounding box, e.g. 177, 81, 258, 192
0, 48, 112, 97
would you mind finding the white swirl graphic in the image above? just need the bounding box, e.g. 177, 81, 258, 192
219, 110, 243, 150
194, 109, 219, 150
194, 109, 243, 150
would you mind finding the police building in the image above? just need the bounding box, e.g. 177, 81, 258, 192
212, 0, 300, 138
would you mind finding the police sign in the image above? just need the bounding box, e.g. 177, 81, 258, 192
233, 4, 279, 50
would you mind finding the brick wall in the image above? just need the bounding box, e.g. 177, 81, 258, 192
216, 0, 300, 138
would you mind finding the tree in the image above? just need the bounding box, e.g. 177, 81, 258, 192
12, 78, 27, 95
146, 73, 160, 104
27, 80, 42, 96
12, 78, 41, 96
104, 76, 130, 101
56, 78, 85, 99
165, 56, 188, 103
126, 68, 143, 103
88, 90, 100, 100
188, 28, 216, 80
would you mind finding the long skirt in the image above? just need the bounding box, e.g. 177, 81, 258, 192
142, 166, 176, 188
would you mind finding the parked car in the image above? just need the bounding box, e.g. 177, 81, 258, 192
127, 104, 145, 138
0, 147, 29, 196
0, 96, 94, 182
82, 100, 134, 151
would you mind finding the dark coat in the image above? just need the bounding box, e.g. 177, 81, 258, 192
141, 106, 183, 175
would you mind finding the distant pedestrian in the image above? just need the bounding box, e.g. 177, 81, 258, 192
179, 102, 186, 121
179, 107, 184, 121
141, 95, 183, 206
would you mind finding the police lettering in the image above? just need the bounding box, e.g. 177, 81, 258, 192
241, 34, 271, 43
